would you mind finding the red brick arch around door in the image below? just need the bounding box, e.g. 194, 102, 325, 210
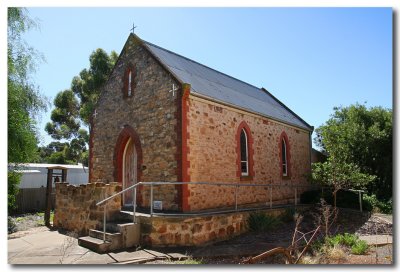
113, 125, 143, 188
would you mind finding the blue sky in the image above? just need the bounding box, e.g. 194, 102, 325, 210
23, 7, 392, 148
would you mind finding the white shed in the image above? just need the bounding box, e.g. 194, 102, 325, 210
10, 163, 89, 213
15, 163, 89, 189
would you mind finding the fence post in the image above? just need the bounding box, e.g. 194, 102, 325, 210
133, 186, 137, 223
359, 191, 363, 212
150, 183, 153, 217
103, 203, 107, 242
269, 187, 272, 208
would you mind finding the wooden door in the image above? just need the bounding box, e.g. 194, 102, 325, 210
123, 138, 137, 206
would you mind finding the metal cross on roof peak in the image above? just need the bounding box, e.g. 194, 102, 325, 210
131, 23, 137, 34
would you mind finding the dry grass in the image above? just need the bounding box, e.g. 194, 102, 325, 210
326, 245, 346, 261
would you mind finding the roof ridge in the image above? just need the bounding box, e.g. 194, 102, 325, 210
142, 39, 263, 92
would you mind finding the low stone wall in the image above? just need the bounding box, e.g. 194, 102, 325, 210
139, 206, 310, 247
53, 182, 122, 235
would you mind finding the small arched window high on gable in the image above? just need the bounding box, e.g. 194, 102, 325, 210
240, 129, 249, 176
128, 70, 132, 96
123, 66, 136, 98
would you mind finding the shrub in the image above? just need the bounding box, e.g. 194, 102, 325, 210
325, 233, 358, 247
280, 207, 296, 222
351, 240, 369, 255
8, 216, 17, 234
363, 194, 392, 214
247, 212, 282, 232
8, 170, 21, 211
377, 198, 392, 214
301, 190, 324, 204
324, 233, 369, 255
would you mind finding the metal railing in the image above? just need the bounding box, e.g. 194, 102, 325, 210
95, 181, 323, 242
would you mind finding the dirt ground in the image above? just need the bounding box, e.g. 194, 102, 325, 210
199, 208, 392, 265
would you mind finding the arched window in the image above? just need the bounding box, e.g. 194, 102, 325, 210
282, 138, 288, 176
123, 66, 136, 98
279, 131, 290, 178
128, 70, 132, 96
240, 129, 249, 176
236, 121, 254, 180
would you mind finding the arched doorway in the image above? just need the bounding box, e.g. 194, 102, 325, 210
114, 125, 143, 207
122, 138, 137, 206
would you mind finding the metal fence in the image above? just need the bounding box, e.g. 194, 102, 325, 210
96, 181, 323, 242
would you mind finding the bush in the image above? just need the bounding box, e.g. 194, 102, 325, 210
326, 233, 358, 247
8, 216, 17, 234
280, 207, 296, 222
8, 170, 21, 211
351, 240, 369, 255
324, 233, 369, 255
247, 212, 282, 232
363, 194, 392, 214
301, 189, 376, 211
300, 189, 334, 204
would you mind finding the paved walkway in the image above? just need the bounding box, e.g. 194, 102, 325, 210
359, 235, 393, 246
8, 229, 187, 264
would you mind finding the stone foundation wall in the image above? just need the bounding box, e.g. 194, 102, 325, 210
53, 182, 122, 235
140, 206, 309, 247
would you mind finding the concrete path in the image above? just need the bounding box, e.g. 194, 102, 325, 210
8, 229, 188, 264
359, 235, 393, 246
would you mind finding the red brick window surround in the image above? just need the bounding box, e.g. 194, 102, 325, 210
279, 131, 291, 178
236, 121, 254, 180
123, 65, 136, 98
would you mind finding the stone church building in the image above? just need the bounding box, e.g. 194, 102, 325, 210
89, 33, 313, 213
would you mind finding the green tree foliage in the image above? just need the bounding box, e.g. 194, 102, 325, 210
71, 48, 118, 126
42, 48, 117, 165
314, 104, 392, 200
45, 90, 80, 139
8, 7, 47, 163
8, 7, 47, 210
311, 157, 376, 207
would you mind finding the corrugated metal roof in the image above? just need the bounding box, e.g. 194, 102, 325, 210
142, 39, 312, 131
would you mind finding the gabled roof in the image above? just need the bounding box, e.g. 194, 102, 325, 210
136, 35, 312, 131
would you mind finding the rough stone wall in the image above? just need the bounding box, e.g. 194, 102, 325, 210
90, 35, 181, 210
186, 96, 312, 211
140, 206, 310, 247
53, 182, 121, 235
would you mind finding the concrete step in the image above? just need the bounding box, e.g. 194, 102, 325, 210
78, 236, 111, 253
89, 229, 122, 242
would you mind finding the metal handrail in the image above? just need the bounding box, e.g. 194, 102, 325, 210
95, 180, 325, 242
96, 182, 142, 206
